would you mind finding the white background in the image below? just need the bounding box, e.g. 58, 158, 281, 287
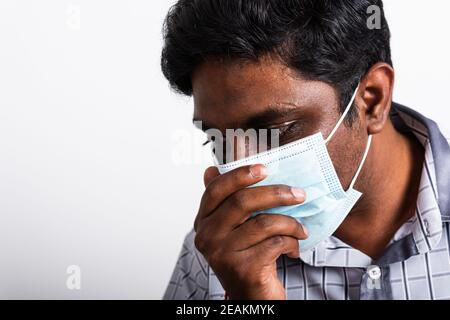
0, 0, 449, 299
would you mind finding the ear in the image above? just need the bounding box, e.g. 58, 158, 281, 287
357, 63, 395, 135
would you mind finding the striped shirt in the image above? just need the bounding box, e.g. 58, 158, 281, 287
163, 103, 450, 300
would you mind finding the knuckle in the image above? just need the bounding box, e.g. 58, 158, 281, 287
253, 214, 275, 230
229, 192, 247, 210
204, 182, 220, 202
269, 235, 285, 247
272, 185, 288, 198
234, 170, 248, 184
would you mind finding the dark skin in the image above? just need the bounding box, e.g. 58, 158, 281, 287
192, 56, 424, 300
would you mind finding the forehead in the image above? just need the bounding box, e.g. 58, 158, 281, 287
191, 57, 338, 131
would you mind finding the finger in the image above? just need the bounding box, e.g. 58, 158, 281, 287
203, 166, 220, 187
195, 164, 268, 229
246, 236, 300, 264
227, 214, 308, 251
205, 184, 306, 231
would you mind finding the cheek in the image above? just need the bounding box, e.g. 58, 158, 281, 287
328, 127, 366, 189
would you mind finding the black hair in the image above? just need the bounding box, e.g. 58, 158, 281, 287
161, 0, 392, 123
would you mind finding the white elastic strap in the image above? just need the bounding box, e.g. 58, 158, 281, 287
349, 135, 373, 190
325, 85, 360, 144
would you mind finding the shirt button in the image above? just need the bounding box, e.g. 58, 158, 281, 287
367, 265, 382, 280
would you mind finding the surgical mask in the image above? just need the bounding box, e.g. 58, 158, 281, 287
216, 86, 372, 252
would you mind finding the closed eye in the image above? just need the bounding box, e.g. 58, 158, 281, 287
267, 120, 303, 145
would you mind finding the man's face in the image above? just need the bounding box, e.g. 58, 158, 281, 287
192, 57, 367, 189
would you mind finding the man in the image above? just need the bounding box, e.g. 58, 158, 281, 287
161, 0, 450, 300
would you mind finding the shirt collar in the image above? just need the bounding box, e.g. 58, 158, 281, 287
392, 103, 450, 222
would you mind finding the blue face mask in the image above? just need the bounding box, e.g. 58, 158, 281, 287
216, 86, 372, 252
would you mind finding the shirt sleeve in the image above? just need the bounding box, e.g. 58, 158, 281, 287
162, 229, 210, 300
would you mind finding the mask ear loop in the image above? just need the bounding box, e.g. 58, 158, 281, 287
325, 85, 360, 144
348, 134, 373, 190
321, 83, 371, 190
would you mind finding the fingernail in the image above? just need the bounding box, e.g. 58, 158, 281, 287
249, 165, 267, 178
291, 187, 306, 200
299, 224, 309, 237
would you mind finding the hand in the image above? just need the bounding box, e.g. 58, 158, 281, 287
194, 164, 308, 300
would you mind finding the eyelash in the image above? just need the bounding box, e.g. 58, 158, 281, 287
269, 121, 301, 142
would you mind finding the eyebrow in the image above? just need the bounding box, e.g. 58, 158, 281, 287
192, 103, 302, 132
